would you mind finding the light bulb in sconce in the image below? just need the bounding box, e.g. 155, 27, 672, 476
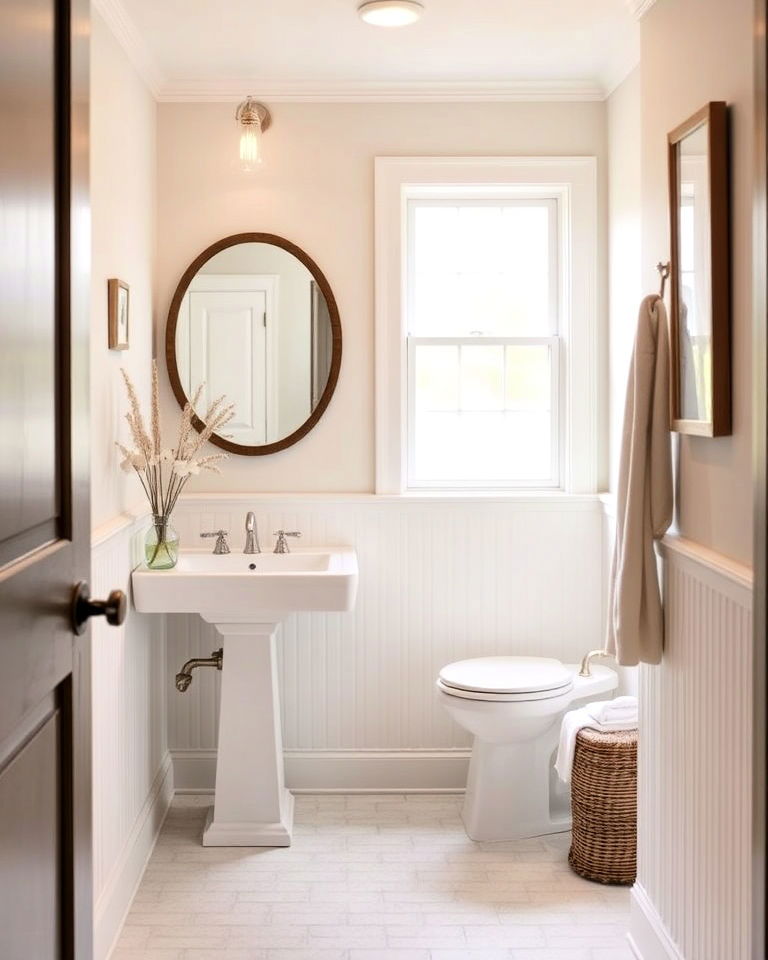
236, 97, 271, 171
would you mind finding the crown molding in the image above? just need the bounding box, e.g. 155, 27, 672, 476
92, 0, 165, 96
155, 78, 606, 104
92, 0, 607, 104
602, 58, 641, 98
625, 0, 659, 18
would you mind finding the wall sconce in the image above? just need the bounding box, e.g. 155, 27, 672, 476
236, 97, 271, 171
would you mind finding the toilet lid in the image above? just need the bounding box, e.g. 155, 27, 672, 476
438, 656, 573, 695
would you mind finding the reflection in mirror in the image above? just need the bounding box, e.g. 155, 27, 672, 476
668, 101, 729, 436
676, 121, 711, 423
173, 241, 336, 450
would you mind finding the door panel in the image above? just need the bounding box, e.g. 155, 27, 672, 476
0, 0, 74, 749
0, 709, 61, 960
190, 290, 268, 444
0, 0, 59, 563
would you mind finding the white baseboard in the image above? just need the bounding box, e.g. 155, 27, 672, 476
629, 883, 685, 960
171, 748, 471, 793
95, 752, 174, 960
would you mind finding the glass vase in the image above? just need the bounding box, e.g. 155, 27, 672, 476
144, 514, 180, 570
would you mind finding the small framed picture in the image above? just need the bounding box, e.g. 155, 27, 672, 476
108, 278, 130, 350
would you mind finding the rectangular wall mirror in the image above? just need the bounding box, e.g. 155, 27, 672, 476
668, 100, 731, 436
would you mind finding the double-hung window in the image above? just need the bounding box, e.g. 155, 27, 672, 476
407, 198, 560, 488
375, 158, 598, 495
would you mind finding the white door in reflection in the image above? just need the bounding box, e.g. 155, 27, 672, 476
179, 276, 276, 445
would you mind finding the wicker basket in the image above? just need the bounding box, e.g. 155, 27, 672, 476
568, 726, 638, 885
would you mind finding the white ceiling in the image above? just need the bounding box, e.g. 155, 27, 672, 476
101, 0, 642, 101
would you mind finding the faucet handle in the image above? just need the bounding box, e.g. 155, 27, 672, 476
200, 530, 230, 554
273, 530, 301, 554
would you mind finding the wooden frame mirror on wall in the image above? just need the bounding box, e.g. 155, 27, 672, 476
165, 233, 342, 457
668, 101, 731, 436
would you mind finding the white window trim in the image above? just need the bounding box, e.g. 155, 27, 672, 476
374, 156, 598, 496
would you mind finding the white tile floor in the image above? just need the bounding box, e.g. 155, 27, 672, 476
112, 795, 633, 960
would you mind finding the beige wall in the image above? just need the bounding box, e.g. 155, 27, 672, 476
607, 68, 642, 493
90, 12, 156, 529
89, 16, 168, 960
641, 0, 754, 566
156, 101, 608, 493
631, 3, 756, 956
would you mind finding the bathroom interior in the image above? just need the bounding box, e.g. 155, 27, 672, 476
1, 0, 766, 958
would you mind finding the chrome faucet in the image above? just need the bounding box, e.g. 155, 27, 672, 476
200, 530, 230, 554
244, 511, 261, 554
273, 530, 301, 554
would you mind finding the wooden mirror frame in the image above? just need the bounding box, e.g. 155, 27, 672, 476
166, 232, 342, 456
668, 101, 731, 436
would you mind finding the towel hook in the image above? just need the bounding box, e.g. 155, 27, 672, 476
657, 261, 671, 300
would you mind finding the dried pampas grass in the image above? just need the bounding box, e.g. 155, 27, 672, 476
117, 361, 233, 517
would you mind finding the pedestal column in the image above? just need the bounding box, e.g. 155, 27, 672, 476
201, 617, 294, 847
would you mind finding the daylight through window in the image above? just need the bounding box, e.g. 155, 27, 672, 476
406, 198, 561, 488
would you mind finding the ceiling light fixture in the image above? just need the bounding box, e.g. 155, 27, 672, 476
357, 0, 424, 27
236, 96, 271, 171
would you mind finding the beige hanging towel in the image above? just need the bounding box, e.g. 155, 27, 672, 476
606, 294, 673, 666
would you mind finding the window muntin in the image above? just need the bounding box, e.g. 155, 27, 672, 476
406, 198, 561, 489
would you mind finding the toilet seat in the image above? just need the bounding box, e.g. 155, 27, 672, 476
437, 656, 574, 702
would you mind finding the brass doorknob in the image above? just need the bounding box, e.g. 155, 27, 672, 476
71, 581, 127, 635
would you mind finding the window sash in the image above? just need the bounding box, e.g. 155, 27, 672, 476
406, 336, 561, 489
405, 197, 561, 489
406, 197, 560, 339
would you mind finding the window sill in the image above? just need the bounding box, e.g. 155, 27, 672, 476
177, 491, 603, 510
377, 490, 603, 507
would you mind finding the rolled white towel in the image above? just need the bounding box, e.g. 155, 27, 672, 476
554, 697, 639, 784
604, 695, 638, 714
585, 696, 638, 726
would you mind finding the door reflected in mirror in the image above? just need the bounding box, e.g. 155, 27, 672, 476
167, 235, 341, 455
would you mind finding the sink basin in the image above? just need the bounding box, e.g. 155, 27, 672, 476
132, 547, 358, 617
131, 545, 358, 849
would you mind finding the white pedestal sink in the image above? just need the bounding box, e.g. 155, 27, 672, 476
132, 548, 358, 846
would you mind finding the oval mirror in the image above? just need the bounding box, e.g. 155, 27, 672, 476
166, 233, 341, 455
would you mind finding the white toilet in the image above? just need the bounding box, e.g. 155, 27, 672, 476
437, 655, 618, 842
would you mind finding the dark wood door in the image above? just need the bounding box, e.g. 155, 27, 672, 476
0, 0, 94, 957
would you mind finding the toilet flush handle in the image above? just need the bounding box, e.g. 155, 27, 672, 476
578, 649, 612, 677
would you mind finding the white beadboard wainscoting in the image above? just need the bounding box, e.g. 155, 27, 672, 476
90, 514, 171, 960
630, 536, 753, 960
166, 493, 605, 791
